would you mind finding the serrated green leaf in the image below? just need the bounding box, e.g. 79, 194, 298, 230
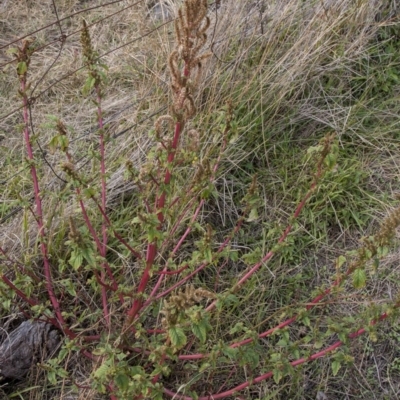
352, 268, 366, 289
229, 250, 238, 262
273, 368, 283, 384
56, 367, 69, 378
169, 326, 187, 349
222, 345, 238, 359
63, 279, 76, 297
192, 321, 207, 343
247, 207, 259, 222
48, 370, 57, 385
81, 246, 96, 267
57, 347, 69, 362
93, 363, 109, 379
204, 248, 213, 263
336, 255, 346, 269
48, 135, 61, 154
82, 77, 96, 96
377, 246, 389, 258
324, 152, 337, 169
241, 347, 260, 368
59, 135, 69, 151
115, 373, 129, 391
69, 250, 83, 270
331, 360, 341, 376
2, 300, 11, 311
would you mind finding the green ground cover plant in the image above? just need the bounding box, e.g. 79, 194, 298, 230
1, 0, 400, 399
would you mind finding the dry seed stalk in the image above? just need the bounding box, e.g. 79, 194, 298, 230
161, 285, 215, 328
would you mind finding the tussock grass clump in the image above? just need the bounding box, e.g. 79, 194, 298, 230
1, 0, 400, 399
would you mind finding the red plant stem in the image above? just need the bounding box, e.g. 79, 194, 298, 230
206, 162, 323, 313
64, 150, 119, 291
155, 265, 189, 275
20, 76, 69, 334
165, 249, 365, 361
163, 309, 392, 399
229, 257, 356, 349
143, 156, 328, 361
142, 199, 205, 307
168, 138, 227, 258
76, 194, 119, 291
93, 199, 142, 259
145, 135, 230, 305
156, 121, 183, 223
145, 198, 209, 305
159, 194, 197, 252
154, 216, 246, 301
1, 274, 38, 307
1, 274, 77, 335
126, 119, 186, 322
125, 48, 196, 323
0, 246, 40, 282
96, 85, 110, 327
126, 242, 157, 322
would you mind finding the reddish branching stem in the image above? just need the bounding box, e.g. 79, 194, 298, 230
163, 306, 394, 399
96, 85, 110, 326
18, 43, 69, 334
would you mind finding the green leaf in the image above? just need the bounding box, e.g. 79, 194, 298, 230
59, 135, 69, 151
199, 362, 211, 373
331, 360, 341, 376
93, 363, 109, 379
229, 250, 239, 262
17, 62, 27, 76
48, 135, 61, 154
69, 250, 83, 270
247, 207, 259, 222
6, 47, 19, 56
132, 216, 141, 224
336, 255, 346, 269
204, 248, 213, 263
324, 152, 337, 169
47, 370, 57, 385
83, 187, 96, 198
377, 246, 389, 258
82, 77, 96, 96
241, 347, 260, 368
352, 268, 366, 289
302, 315, 310, 327
57, 347, 69, 362
115, 373, 130, 391
169, 326, 187, 349
222, 345, 238, 359
81, 246, 96, 267
61, 279, 77, 297
2, 299, 11, 311
273, 368, 283, 384
192, 321, 207, 343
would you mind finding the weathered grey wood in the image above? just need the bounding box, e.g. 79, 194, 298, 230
0, 320, 61, 381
